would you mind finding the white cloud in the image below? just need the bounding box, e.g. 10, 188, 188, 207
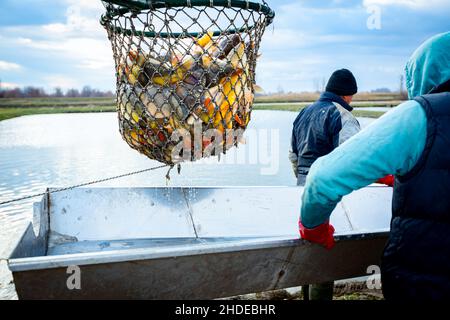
16, 37, 33, 45
0, 0, 114, 90
0, 82, 21, 89
3, 1, 105, 39
43, 75, 79, 90
66, 0, 104, 11
261, 28, 365, 52
64, 3, 105, 37
363, 0, 450, 9
14, 36, 113, 69
0, 60, 22, 71
42, 23, 70, 34
255, 54, 333, 92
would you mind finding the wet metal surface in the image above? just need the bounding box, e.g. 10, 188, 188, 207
7, 186, 392, 299
40, 186, 391, 245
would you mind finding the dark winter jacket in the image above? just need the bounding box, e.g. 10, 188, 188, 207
382, 91, 450, 300
289, 91, 360, 184
299, 32, 450, 300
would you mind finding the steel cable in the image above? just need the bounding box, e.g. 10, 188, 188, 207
0, 164, 169, 206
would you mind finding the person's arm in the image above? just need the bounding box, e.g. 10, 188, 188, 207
289, 132, 299, 178
329, 103, 361, 148
337, 114, 361, 146
300, 100, 428, 230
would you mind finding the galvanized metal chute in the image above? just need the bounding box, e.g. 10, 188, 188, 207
4, 1, 393, 300
7, 186, 392, 299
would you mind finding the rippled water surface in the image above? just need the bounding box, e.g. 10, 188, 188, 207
0, 111, 374, 299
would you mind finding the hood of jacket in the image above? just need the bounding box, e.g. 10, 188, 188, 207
405, 32, 450, 98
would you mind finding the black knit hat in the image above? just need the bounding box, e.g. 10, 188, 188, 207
326, 69, 358, 96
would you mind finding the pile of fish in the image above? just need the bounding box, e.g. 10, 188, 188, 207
116, 31, 258, 164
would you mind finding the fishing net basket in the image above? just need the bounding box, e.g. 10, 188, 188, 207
100, 0, 275, 165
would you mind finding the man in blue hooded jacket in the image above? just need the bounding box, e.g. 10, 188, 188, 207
299, 32, 450, 300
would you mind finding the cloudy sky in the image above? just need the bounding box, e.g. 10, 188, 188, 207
0, 0, 449, 93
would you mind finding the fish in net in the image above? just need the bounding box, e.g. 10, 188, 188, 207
100, 0, 275, 165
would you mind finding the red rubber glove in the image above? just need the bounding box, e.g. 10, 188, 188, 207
299, 220, 335, 250
376, 174, 395, 187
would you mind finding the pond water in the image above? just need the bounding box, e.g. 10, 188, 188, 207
0, 110, 374, 299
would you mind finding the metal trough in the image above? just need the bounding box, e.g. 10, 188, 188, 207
7, 186, 392, 299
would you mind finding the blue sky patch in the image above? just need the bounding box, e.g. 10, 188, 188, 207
0, 0, 448, 93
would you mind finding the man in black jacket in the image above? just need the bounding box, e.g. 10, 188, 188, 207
289, 69, 360, 185
289, 69, 360, 300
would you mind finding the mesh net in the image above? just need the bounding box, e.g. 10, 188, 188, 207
101, 0, 274, 165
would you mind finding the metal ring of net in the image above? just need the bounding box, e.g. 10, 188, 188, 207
101, 0, 275, 165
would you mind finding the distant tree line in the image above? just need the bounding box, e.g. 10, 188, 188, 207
0, 83, 114, 98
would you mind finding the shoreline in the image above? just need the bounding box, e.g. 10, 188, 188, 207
0, 100, 394, 122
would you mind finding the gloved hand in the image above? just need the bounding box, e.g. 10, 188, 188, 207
291, 162, 298, 178
376, 174, 394, 187
299, 220, 335, 250
288, 149, 298, 178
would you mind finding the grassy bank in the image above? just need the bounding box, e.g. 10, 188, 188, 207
0, 97, 116, 121
0, 106, 116, 122
0, 97, 393, 122
0, 97, 114, 108
255, 92, 405, 103
253, 103, 385, 118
